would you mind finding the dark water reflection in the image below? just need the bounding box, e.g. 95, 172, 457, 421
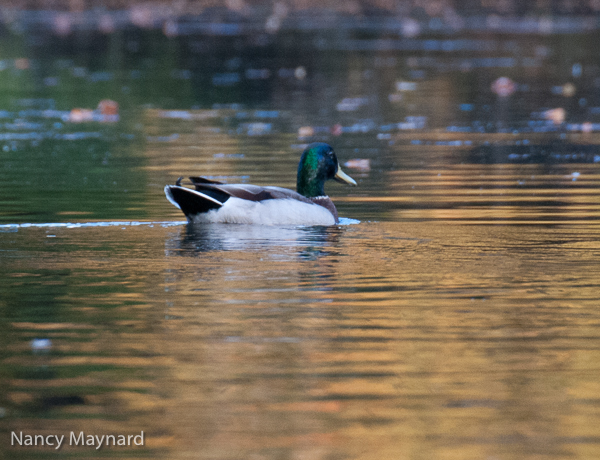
2, 15, 600, 460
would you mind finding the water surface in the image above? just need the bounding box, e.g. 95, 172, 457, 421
3, 220, 600, 459
2, 15, 600, 460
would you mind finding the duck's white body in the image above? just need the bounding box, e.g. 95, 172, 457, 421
193, 197, 335, 225
164, 185, 337, 226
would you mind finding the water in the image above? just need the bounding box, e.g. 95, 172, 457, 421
2, 13, 600, 460
3, 221, 600, 459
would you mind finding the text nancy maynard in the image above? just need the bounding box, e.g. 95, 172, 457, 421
11, 431, 145, 449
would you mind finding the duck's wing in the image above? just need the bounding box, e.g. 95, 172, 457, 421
164, 185, 228, 217
189, 176, 225, 185
190, 178, 313, 204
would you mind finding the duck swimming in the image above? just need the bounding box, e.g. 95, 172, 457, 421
164, 142, 357, 225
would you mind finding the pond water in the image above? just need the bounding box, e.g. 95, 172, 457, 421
2, 15, 600, 460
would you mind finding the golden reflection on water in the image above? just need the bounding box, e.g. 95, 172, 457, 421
4, 111, 600, 460
159, 222, 600, 460
3, 218, 600, 459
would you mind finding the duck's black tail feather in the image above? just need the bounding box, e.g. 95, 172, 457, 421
164, 185, 229, 220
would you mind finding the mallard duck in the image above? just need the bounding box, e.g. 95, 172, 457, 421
164, 142, 357, 225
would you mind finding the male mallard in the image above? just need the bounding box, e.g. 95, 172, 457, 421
164, 142, 357, 225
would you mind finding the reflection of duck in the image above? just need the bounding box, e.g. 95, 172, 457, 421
170, 222, 344, 254
165, 143, 357, 225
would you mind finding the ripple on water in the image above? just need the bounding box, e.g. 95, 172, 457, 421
0, 218, 359, 232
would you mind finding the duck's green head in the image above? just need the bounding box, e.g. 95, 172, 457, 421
296, 142, 357, 198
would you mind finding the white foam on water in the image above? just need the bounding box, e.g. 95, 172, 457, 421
0, 218, 359, 233
338, 217, 360, 225
0, 221, 189, 232
0, 218, 360, 232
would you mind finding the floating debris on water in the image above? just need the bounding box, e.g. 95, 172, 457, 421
552, 83, 576, 97
344, 159, 371, 171
294, 66, 307, 80
276, 66, 307, 80
68, 100, 119, 123
31, 338, 52, 353
336, 97, 370, 112
298, 125, 333, 138
398, 116, 427, 130
239, 122, 271, 136
491, 77, 516, 97
543, 108, 566, 125
67, 108, 93, 123
298, 126, 314, 137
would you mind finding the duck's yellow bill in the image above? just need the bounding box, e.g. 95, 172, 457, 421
334, 165, 357, 186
